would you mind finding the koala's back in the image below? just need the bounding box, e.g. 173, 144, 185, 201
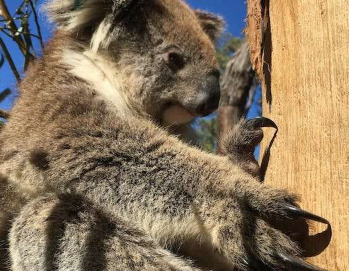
0, 38, 209, 209
0, 38, 123, 245
0, 0, 230, 270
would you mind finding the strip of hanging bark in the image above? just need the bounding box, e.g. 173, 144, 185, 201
217, 41, 255, 153
245, 0, 271, 77
245, 0, 264, 76
245, 0, 273, 109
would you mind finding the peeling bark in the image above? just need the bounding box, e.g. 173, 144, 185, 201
246, 0, 348, 269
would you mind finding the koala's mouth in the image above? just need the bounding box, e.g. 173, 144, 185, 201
162, 104, 199, 126
162, 98, 219, 126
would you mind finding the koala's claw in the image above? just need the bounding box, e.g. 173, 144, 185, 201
243, 252, 326, 271
277, 252, 327, 271
245, 116, 278, 130
283, 204, 330, 224
229, 182, 331, 271
243, 253, 326, 271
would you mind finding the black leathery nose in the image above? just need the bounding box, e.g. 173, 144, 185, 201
196, 75, 221, 115
204, 90, 220, 112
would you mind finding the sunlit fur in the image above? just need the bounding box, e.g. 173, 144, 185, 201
0, 1, 305, 271
62, 49, 132, 117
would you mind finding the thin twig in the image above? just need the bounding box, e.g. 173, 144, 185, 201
0, 20, 40, 41
0, 88, 10, 103
28, 0, 44, 50
0, 16, 22, 22
0, 36, 21, 82
29, 33, 41, 40
22, 1, 34, 69
22, 20, 34, 70
0, 0, 25, 53
0, 0, 34, 60
0, 27, 15, 40
0, 109, 9, 118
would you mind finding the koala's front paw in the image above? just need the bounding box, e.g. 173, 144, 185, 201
210, 181, 329, 271
220, 117, 277, 178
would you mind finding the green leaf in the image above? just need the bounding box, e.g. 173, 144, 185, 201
15, 27, 23, 36
16, 8, 23, 15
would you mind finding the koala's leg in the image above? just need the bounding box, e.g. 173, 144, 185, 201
9, 195, 201, 271
220, 117, 278, 178
0, 174, 26, 271
22, 117, 328, 271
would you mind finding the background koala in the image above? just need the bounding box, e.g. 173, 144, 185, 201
0, 0, 329, 270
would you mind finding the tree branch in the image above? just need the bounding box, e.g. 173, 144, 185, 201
0, 36, 21, 82
22, 17, 34, 70
0, 88, 10, 103
244, 78, 259, 115
28, 0, 44, 50
0, 0, 25, 52
0, 108, 9, 118
217, 41, 256, 153
0, 0, 34, 60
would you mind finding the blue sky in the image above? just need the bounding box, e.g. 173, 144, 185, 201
0, 0, 248, 111
187, 0, 247, 38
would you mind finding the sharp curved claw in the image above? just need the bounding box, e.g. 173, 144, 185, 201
283, 203, 330, 224
246, 117, 278, 130
277, 252, 327, 271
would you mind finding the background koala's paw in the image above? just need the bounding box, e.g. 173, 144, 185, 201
213, 181, 329, 271
220, 117, 277, 178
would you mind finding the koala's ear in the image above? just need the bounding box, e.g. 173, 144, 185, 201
44, 0, 141, 33
195, 11, 225, 43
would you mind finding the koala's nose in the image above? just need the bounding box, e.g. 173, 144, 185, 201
196, 76, 221, 116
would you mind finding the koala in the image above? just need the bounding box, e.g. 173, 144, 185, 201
0, 0, 329, 270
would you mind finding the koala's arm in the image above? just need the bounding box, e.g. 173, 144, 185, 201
32, 115, 326, 271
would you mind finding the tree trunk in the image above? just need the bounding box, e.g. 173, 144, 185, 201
217, 41, 255, 153
246, 0, 349, 270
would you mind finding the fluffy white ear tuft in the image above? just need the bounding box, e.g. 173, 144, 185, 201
44, 0, 142, 34
44, 0, 110, 32
195, 11, 225, 43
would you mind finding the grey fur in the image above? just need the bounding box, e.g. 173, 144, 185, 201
220, 118, 264, 178
0, 0, 314, 270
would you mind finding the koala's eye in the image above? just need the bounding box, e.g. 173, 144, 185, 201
166, 52, 185, 71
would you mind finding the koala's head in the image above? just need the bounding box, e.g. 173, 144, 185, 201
46, 0, 224, 125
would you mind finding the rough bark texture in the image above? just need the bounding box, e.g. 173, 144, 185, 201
217, 41, 255, 153
246, 0, 349, 270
